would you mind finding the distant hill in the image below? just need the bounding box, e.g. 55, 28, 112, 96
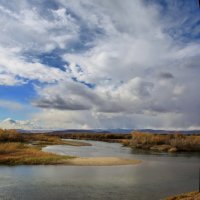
137, 129, 200, 134
31, 129, 134, 134
19, 128, 200, 135
1, 118, 199, 135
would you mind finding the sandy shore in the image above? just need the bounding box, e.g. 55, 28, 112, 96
63, 157, 141, 166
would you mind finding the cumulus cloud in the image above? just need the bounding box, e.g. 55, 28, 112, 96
35, 95, 91, 110
0, 47, 67, 84
0, 1, 79, 52
0, 118, 41, 130
33, 77, 155, 114
158, 72, 174, 79
0, 73, 25, 86
0, 0, 199, 129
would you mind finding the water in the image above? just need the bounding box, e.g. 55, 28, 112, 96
0, 140, 199, 200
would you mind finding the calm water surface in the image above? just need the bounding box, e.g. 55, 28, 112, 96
0, 140, 199, 200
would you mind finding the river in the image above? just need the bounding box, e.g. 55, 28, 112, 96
0, 140, 199, 200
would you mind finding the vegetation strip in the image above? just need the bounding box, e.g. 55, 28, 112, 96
0, 142, 73, 165
123, 131, 200, 152
0, 129, 88, 165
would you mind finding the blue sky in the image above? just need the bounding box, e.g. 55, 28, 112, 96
0, 0, 200, 130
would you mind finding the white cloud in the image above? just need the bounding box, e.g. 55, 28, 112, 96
0, 47, 66, 84
0, 2, 79, 53
31, 109, 97, 129
0, 118, 41, 130
0, 0, 199, 129
0, 73, 25, 86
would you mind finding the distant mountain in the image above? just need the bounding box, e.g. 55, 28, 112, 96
48, 128, 133, 134
0, 119, 199, 134
2, 118, 16, 124
137, 129, 200, 134
0, 118, 41, 130
44, 129, 200, 134
0, 119, 133, 133
105, 129, 133, 133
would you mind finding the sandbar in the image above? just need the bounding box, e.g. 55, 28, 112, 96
63, 157, 141, 166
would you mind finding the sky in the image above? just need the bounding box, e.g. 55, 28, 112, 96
0, 0, 200, 130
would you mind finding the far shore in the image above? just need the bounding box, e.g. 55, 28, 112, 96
123, 131, 200, 153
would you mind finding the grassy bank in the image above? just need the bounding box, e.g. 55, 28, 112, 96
164, 191, 200, 200
0, 142, 73, 165
0, 129, 91, 146
48, 132, 132, 142
0, 129, 90, 165
123, 131, 200, 152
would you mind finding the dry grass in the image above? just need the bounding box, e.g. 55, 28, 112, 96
129, 131, 200, 152
164, 191, 200, 200
49, 132, 132, 142
0, 129, 24, 142
0, 129, 91, 147
0, 129, 90, 165
169, 136, 200, 151
0, 142, 73, 165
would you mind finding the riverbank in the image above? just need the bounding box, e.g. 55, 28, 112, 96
0, 142, 140, 166
164, 191, 200, 200
0, 142, 74, 165
0, 130, 89, 165
124, 132, 200, 153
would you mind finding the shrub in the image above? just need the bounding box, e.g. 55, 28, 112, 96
0, 129, 24, 142
131, 131, 200, 151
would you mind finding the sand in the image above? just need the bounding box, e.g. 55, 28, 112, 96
63, 157, 141, 166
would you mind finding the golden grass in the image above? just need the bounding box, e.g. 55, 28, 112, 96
129, 131, 200, 152
0, 142, 73, 165
0, 129, 91, 147
0, 129, 24, 142
164, 191, 200, 200
49, 132, 132, 141
0, 130, 91, 165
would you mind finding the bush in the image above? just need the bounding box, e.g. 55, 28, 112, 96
131, 131, 200, 151
0, 129, 24, 142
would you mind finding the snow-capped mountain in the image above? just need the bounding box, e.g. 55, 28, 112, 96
0, 118, 41, 130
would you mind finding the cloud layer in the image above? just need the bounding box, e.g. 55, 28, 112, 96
0, 0, 200, 129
